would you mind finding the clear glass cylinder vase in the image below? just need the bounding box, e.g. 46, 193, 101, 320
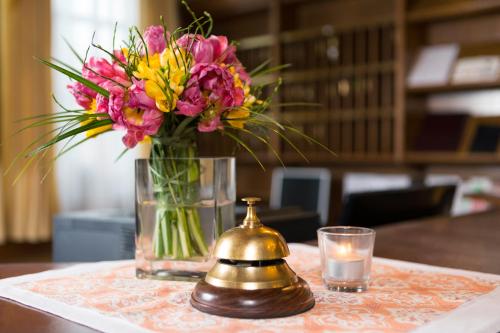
135, 157, 236, 281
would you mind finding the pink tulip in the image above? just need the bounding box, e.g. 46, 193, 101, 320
177, 34, 251, 84
122, 130, 144, 148
82, 56, 129, 87
177, 86, 206, 117
177, 34, 232, 64
198, 116, 222, 132
68, 55, 130, 110
192, 63, 244, 107
113, 49, 127, 63
143, 25, 167, 54
177, 63, 244, 133
67, 82, 96, 109
128, 79, 157, 110
94, 80, 163, 148
95, 81, 122, 116
119, 106, 163, 148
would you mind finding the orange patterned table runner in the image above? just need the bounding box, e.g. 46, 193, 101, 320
1, 244, 499, 333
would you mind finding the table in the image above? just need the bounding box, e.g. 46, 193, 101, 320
2, 209, 500, 333
464, 193, 500, 207
374, 209, 500, 274
0, 263, 94, 333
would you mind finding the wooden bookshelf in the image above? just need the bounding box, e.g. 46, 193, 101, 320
402, 0, 500, 167
407, 81, 500, 94
177, 0, 500, 225
281, 62, 394, 83
183, 0, 500, 169
407, 0, 500, 23
405, 152, 500, 165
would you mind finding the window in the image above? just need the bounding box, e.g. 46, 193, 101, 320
51, 0, 140, 213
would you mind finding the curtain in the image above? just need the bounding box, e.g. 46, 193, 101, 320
0, 0, 58, 243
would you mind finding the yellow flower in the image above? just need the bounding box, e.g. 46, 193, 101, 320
133, 47, 190, 113
140, 135, 152, 144
223, 66, 258, 129
226, 107, 250, 129
123, 107, 144, 126
134, 53, 161, 82
81, 99, 112, 138
229, 66, 244, 89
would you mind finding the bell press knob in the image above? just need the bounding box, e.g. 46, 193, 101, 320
242, 197, 262, 228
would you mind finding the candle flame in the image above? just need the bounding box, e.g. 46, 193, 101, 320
337, 243, 352, 256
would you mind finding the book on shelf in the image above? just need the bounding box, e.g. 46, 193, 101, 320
407, 44, 459, 88
413, 113, 469, 152
470, 125, 500, 153
451, 56, 500, 84
460, 116, 500, 153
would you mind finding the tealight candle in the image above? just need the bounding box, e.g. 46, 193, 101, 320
326, 244, 365, 281
318, 227, 375, 292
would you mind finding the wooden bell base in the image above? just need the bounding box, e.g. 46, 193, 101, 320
190, 277, 315, 319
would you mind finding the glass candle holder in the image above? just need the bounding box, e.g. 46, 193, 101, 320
318, 226, 375, 292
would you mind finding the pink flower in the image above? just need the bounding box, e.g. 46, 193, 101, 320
176, 86, 206, 117
122, 131, 145, 148
143, 25, 167, 54
68, 55, 130, 110
177, 63, 244, 132
82, 57, 129, 86
113, 49, 127, 63
97, 81, 126, 119
93, 80, 163, 148
177, 34, 231, 63
177, 34, 251, 84
67, 82, 96, 109
198, 117, 222, 132
192, 63, 244, 107
118, 105, 163, 148
128, 79, 157, 110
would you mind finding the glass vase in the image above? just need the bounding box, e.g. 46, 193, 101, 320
135, 157, 236, 281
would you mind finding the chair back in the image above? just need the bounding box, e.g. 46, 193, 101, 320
339, 185, 456, 227
270, 167, 331, 225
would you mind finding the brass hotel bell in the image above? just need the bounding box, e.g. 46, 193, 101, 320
191, 197, 315, 318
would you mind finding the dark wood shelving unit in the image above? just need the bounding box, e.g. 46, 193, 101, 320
281, 62, 395, 83
183, 0, 500, 202
402, 0, 500, 167
407, 81, 500, 94
406, 0, 500, 23
185, 0, 500, 165
406, 152, 500, 164
185, 0, 398, 170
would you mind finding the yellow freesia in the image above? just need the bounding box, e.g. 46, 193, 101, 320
226, 108, 250, 129
230, 67, 244, 90
123, 107, 144, 125
133, 47, 190, 113
140, 135, 152, 144
134, 54, 160, 81
81, 99, 112, 138
224, 66, 258, 129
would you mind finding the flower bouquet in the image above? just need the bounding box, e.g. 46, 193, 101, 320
20, 3, 331, 279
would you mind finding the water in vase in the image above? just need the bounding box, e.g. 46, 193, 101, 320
135, 199, 235, 281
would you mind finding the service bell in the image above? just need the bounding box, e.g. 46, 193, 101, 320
190, 197, 315, 318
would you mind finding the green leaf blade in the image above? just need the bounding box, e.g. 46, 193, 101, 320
35, 57, 110, 98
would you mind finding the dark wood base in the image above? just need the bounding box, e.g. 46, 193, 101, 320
190, 277, 315, 319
